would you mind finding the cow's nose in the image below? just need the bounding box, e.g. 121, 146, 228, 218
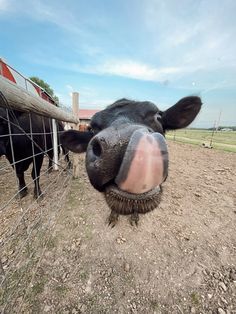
85, 123, 151, 191
88, 137, 103, 162
86, 130, 124, 191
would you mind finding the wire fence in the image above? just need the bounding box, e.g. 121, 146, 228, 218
0, 92, 74, 313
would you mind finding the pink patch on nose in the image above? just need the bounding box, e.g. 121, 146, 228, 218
115, 131, 168, 194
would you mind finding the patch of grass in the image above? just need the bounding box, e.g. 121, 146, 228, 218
190, 292, 200, 305
84, 226, 93, 240
54, 284, 68, 296
79, 212, 88, 220
1, 262, 45, 312
26, 277, 48, 313
28, 299, 41, 313
65, 177, 88, 212
46, 236, 57, 249
212, 142, 236, 152
71, 178, 85, 191
167, 129, 236, 153
32, 280, 46, 295
150, 299, 159, 310
0, 266, 31, 307
67, 196, 78, 208
79, 271, 89, 282
87, 294, 99, 306
28, 275, 48, 298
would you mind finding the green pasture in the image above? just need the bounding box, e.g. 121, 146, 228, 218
166, 129, 236, 153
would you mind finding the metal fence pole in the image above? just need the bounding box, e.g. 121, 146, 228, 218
52, 118, 59, 171
72, 92, 80, 178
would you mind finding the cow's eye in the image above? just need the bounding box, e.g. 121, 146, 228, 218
87, 126, 94, 133
90, 126, 101, 134
90, 122, 102, 133
154, 113, 162, 122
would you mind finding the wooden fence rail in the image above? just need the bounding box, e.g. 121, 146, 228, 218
0, 76, 79, 124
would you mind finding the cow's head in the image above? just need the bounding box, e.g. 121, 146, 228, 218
61, 96, 202, 222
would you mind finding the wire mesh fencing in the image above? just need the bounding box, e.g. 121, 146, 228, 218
0, 92, 74, 313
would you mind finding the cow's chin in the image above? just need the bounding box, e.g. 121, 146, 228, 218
104, 184, 162, 215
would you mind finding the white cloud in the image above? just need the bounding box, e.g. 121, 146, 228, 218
10, 0, 236, 96
0, 0, 9, 12
143, 0, 236, 72
87, 59, 204, 83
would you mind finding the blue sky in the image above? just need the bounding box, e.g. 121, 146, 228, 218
0, 0, 236, 127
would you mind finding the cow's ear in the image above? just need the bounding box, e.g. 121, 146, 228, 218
60, 130, 93, 153
161, 96, 202, 130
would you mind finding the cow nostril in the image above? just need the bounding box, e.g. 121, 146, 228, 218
92, 140, 102, 157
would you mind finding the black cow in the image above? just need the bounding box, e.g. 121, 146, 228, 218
0, 107, 69, 199
61, 96, 202, 226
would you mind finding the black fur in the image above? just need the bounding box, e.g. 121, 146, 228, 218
0, 108, 69, 198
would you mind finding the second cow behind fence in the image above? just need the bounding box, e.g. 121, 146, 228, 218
0, 106, 70, 200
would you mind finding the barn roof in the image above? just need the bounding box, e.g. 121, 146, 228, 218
78, 109, 100, 119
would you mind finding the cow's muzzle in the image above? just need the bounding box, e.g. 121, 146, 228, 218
86, 125, 169, 213
105, 129, 168, 214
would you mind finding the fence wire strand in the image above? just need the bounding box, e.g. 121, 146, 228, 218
2, 174, 71, 313
1, 151, 71, 250
0, 93, 74, 313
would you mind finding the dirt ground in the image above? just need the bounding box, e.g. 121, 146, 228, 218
2, 141, 236, 313
0, 154, 71, 313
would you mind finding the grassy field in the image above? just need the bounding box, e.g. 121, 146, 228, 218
166, 129, 236, 152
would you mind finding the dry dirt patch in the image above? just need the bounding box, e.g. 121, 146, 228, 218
13, 142, 236, 313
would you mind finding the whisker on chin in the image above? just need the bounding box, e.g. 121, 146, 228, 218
105, 185, 163, 215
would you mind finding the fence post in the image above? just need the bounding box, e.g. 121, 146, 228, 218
72, 92, 80, 178
52, 118, 59, 170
